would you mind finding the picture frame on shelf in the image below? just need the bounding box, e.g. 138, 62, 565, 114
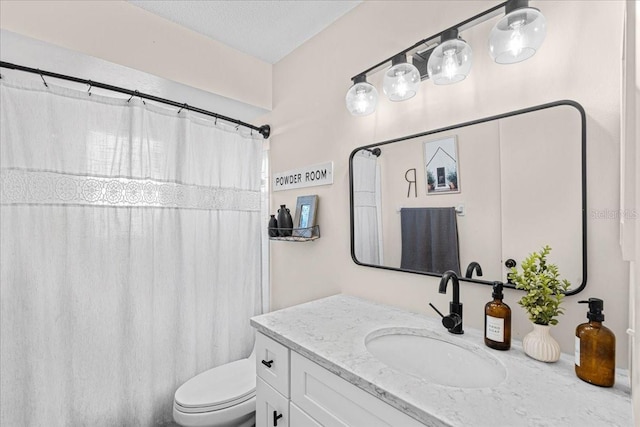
293, 195, 318, 238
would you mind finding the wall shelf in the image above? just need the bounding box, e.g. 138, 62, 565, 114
269, 225, 320, 242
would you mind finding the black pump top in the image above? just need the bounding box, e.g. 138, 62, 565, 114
579, 298, 605, 322
492, 282, 504, 299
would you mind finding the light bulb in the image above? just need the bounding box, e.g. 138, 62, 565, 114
393, 71, 409, 98
382, 55, 420, 102
427, 37, 472, 85
442, 48, 458, 81
346, 79, 378, 116
489, 7, 546, 64
353, 92, 369, 114
507, 19, 525, 58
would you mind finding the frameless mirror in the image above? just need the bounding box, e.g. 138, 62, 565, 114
349, 101, 586, 295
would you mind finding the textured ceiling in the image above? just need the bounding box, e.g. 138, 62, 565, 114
128, 0, 361, 64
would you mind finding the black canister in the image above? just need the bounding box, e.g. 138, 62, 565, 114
277, 204, 293, 237
268, 215, 278, 237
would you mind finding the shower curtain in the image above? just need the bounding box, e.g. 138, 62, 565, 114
352, 150, 383, 265
0, 80, 263, 426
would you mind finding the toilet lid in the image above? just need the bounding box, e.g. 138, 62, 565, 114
175, 358, 256, 410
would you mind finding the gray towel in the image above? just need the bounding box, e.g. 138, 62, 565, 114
400, 207, 460, 275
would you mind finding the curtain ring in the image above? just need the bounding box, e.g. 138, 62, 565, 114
38, 69, 48, 88
127, 90, 145, 104
87, 80, 93, 96
178, 103, 188, 114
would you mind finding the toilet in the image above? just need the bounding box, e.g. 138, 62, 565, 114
173, 347, 256, 427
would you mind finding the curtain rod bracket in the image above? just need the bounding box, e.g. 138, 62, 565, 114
259, 125, 271, 139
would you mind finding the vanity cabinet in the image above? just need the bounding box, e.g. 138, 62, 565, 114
252, 295, 633, 427
255, 332, 424, 427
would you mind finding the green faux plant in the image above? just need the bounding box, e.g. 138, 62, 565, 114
509, 245, 571, 326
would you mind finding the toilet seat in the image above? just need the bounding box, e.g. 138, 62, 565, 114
175, 392, 255, 414
174, 358, 256, 414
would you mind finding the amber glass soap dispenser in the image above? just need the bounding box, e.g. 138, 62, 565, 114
484, 282, 511, 350
575, 298, 615, 387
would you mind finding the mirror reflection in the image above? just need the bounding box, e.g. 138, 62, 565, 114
350, 101, 586, 294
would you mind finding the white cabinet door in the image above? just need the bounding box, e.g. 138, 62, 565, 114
256, 333, 291, 398
256, 377, 289, 427
290, 402, 322, 427
290, 352, 424, 427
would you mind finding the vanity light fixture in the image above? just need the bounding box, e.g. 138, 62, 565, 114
427, 28, 473, 85
382, 53, 421, 101
346, 0, 546, 115
345, 75, 378, 116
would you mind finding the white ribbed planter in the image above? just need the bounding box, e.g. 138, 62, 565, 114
522, 323, 561, 362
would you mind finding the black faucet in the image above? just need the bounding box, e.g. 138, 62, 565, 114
465, 261, 483, 279
431, 270, 464, 334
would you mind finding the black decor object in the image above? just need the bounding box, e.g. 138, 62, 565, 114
268, 215, 278, 237
277, 205, 293, 237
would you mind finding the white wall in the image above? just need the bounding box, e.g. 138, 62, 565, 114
0, 0, 272, 111
267, 0, 631, 369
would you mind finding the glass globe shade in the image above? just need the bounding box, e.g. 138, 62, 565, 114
427, 38, 473, 85
382, 62, 420, 102
488, 7, 546, 64
345, 81, 378, 116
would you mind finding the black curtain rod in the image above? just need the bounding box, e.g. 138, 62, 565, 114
0, 61, 271, 139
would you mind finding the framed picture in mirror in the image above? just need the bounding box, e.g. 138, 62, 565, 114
293, 195, 318, 238
424, 136, 460, 194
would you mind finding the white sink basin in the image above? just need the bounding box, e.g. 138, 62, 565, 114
365, 328, 506, 388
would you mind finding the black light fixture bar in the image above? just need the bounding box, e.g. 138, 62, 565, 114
0, 61, 271, 139
350, 0, 509, 82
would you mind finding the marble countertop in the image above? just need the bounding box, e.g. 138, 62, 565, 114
250, 294, 632, 427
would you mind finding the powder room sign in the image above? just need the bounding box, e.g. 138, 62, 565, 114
273, 161, 334, 192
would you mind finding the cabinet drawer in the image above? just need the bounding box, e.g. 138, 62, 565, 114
256, 333, 290, 397
291, 352, 424, 427
256, 377, 289, 427
290, 402, 322, 427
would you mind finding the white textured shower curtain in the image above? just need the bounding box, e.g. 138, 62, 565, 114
352, 150, 383, 265
0, 80, 263, 426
